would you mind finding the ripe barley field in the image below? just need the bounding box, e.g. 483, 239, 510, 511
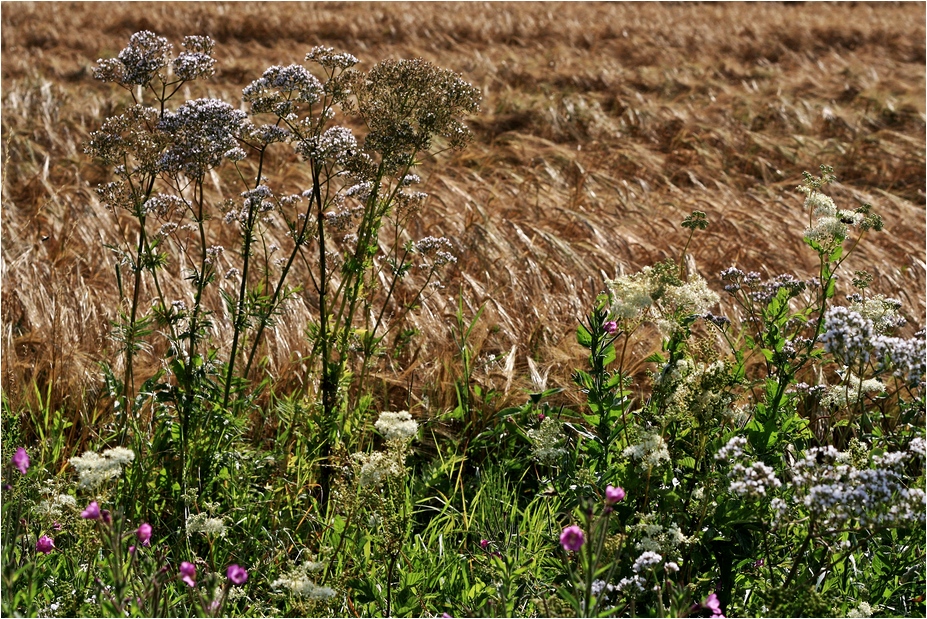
2, 1, 925, 426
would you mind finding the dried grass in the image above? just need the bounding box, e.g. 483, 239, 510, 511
2, 2, 924, 420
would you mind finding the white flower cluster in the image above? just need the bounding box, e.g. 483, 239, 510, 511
34, 493, 78, 518
353, 450, 405, 487
658, 359, 735, 424
69, 447, 135, 488
527, 417, 567, 465
606, 267, 718, 335
847, 602, 874, 618
374, 411, 419, 442
629, 517, 691, 554
185, 513, 228, 537
847, 294, 906, 334
820, 374, 884, 409
623, 431, 670, 468
801, 188, 861, 249
787, 446, 926, 530
605, 269, 655, 321
271, 562, 335, 599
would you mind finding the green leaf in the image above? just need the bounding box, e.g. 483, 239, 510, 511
577, 322, 593, 347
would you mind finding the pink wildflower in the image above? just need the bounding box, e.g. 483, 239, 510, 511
81, 501, 101, 520
12, 448, 29, 475
35, 535, 54, 554
560, 525, 585, 552
136, 523, 152, 547
180, 561, 196, 587
227, 564, 248, 585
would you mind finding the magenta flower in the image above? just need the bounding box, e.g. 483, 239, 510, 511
35, 535, 54, 554
480, 539, 489, 549
81, 501, 101, 520
227, 564, 248, 585
136, 523, 152, 547
12, 448, 29, 475
559, 525, 585, 552
180, 561, 196, 587
605, 485, 626, 505
703, 593, 724, 618
603, 321, 619, 335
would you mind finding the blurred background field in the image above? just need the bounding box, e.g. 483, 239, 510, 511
2, 1, 924, 429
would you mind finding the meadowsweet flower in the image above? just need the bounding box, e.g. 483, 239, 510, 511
137, 523, 152, 547
605, 485, 626, 505
353, 450, 405, 487
12, 448, 29, 474
69, 448, 134, 488
623, 431, 670, 468
81, 501, 101, 520
374, 411, 418, 442
180, 561, 196, 587
527, 416, 567, 465
36, 535, 55, 554
560, 525, 585, 552
271, 563, 334, 599
186, 513, 228, 538
847, 601, 873, 618
34, 493, 78, 518
227, 564, 248, 585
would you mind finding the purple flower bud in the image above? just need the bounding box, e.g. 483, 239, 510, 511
480, 539, 489, 549
603, 321, 619, 335
136, 523, 152, 547
180, 561, 196, 587
12, 448, 29, 475
81, 501, 101, 520
605, 485, 626, 505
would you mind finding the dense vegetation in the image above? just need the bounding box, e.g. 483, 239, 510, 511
2, 3, 924, 618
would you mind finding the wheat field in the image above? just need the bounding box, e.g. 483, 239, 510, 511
2, 1, 925, 425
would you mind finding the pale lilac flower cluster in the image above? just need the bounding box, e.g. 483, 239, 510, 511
871, 330, 926, 385
172, 36, 216, 81
157, 99, 247, 177
95, 30, 171, 86
631, 550, 663, 573
716, 436, 782, 499
415, 236, 457, 267
820, 306, 874, 366
788, 446, 926, 530
306, 46, 359, 69
297, 126, 357, 164
142, 193, 186, 217
243, 64, 323, 115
